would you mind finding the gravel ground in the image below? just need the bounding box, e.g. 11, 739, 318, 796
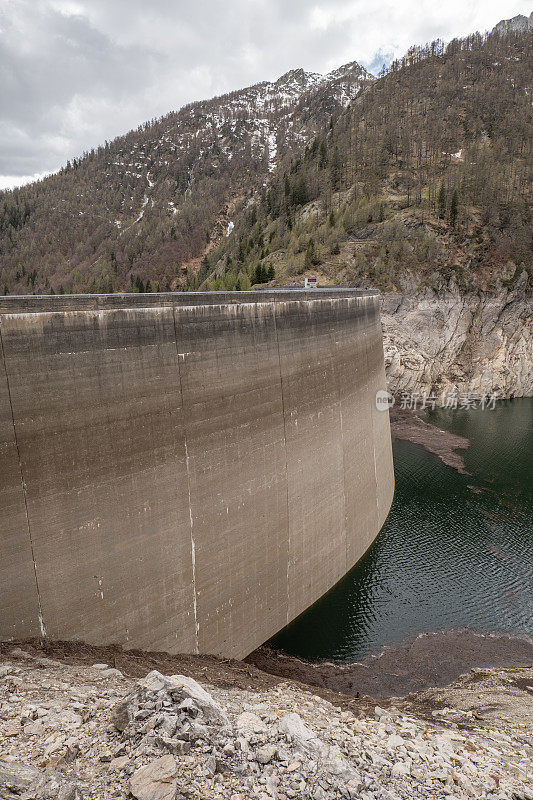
0, 644, 531, 799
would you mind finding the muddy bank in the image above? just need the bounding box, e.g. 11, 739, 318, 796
389, 406, 470, 473
246, 629, 533, 698
0, 638, 379, 718
0, 639, 279, 693
3, 629, 532, 703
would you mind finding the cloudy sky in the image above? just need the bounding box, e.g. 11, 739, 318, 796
0, 0, 530, 189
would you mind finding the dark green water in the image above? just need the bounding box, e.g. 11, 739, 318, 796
270, 398, 533, 662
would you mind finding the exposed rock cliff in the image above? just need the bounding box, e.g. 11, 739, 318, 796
381, 275, 532, 399
493, 12, 533, 34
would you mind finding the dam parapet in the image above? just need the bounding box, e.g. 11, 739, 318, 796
0, 289, 394, 658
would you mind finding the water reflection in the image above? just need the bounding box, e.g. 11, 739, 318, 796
270, 399, 533, 661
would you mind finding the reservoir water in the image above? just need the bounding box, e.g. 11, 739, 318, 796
270, 398, 533, 662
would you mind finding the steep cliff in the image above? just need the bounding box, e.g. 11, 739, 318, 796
493, 12, 533, 34
382, 275, 532, 398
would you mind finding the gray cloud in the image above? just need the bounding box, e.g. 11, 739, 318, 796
0, 0, 531, 185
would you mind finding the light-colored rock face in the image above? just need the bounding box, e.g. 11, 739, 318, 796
381, 277, 532, 399
493, 12, 533, 34
129, 756, 179, 800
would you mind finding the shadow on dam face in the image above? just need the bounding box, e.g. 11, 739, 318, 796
0, 289, 394, 659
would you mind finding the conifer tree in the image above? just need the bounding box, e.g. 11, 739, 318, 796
450, 189, 459, 227
330, 146, 342, 191
438, 183, 446, 219
305, 238, 320, 268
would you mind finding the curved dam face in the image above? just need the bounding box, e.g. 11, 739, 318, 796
0, 289, 394, 659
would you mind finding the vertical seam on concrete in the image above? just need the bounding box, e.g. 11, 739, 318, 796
0, 321, 46, 637
365, 302, 381, 527
332, 299, 349, 574
172, 307, 199, 654
338, 389, 348, 574
273, 305, 291, 625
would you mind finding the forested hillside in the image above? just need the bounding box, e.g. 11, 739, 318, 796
0, 63, 371, 294
0, 25, 531, 297
213, 29, 532, 293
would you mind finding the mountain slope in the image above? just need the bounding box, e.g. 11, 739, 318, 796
214, 28, 532, 294
209, 27, 532, 398
0, 62, 372, 294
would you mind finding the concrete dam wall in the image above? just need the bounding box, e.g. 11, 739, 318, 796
0, 289, 394, 659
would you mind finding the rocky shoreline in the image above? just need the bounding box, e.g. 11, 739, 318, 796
1, 642, 531, 800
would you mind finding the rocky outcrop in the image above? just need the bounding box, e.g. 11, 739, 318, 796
493, 12, 533, 34
381, 275, 532, 399
110, 669, 363, 797
0, 760, 83, 799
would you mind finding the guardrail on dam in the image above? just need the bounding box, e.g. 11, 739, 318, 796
0, 289, 394, 659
